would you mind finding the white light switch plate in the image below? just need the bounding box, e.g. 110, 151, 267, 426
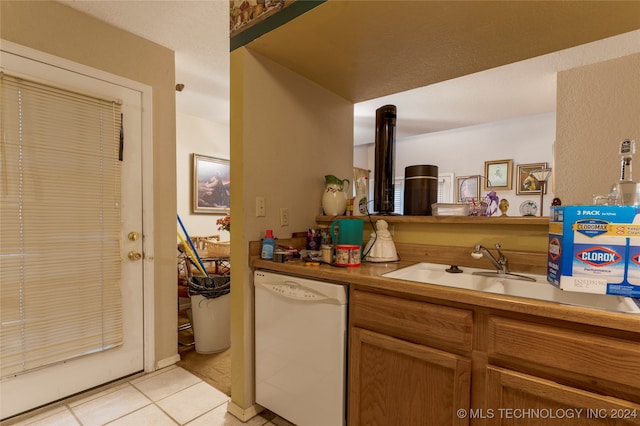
280, 208, 289, 226
256, 196, 265, 217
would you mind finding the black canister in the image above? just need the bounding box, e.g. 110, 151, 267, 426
404, 165, 438, 215
373, 105, 397, 214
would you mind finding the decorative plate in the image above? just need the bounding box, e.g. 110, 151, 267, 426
519, 200, 538, 216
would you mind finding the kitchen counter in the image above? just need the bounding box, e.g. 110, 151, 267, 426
252, 257, 640, 333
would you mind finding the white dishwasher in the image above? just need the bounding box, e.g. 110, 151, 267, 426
254, 270, 347, 426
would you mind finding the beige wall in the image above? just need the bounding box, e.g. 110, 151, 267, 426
230, 47, 353, 410
1, 1, 178, 364
176, 113, 230, 239
556, 53, 640, 204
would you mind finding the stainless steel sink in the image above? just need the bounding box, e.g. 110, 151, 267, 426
382, 263, 640, 314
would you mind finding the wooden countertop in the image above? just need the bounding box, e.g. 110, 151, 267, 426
252, 257, 640, 333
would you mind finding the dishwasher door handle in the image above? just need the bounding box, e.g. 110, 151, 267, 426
255, 282, 341, 304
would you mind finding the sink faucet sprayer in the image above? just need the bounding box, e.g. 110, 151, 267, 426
471, 243, 536, 282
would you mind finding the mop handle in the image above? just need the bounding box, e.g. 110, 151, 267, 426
177, 230, 208, 277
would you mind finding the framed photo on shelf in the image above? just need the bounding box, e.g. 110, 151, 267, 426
192, 154, 230, 213
456, 175, 480, 202
516, 162, 548, 195
484, 159, 513, 190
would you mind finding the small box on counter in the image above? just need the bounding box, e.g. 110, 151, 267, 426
547, 205, 640, 297
431, 203, 469, 216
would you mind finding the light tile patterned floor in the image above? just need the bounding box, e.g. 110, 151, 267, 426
4, 366, 295, 426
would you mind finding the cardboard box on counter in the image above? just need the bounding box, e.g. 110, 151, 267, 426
547, 205, 640, 297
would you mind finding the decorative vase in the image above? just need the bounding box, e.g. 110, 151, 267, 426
322, 174, 349, 216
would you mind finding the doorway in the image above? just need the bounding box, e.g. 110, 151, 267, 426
0, 44, 150, 420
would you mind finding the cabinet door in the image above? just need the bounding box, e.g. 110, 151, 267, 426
485, 366, 640, 425
349, 327, 471, 426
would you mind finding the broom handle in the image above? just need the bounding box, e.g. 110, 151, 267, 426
177, 214, 209, 277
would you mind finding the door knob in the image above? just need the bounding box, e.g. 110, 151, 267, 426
128, 251, 143, 261
128, 232, 140, 241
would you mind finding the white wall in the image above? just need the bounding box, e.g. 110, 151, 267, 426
176, 112, 231, 240
355, 112, 556, 216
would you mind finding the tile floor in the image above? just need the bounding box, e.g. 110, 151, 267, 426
4, 365, 294, 426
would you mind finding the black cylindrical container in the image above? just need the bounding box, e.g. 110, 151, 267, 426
373, 105, 397, 214
404, 165, 439, 215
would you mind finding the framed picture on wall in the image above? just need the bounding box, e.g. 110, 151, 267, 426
484, 159, 513, 190
456, 175, 480, 202
516, 162, 548, 195
192, 154, 230, 213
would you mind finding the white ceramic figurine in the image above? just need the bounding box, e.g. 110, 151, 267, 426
364, 219, 399, 262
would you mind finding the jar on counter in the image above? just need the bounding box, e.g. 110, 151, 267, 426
321, 244, 333, 264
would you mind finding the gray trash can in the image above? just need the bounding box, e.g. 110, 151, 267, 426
188, 276, 231, 354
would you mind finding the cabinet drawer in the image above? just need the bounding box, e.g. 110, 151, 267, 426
487, 316, 640, 391
351, 289, 473, 354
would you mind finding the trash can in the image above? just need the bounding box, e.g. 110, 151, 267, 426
188, 275, 231, 354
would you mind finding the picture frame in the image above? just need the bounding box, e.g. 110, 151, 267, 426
192, 154, 230, 213
515, 162, 549, 195
484, 159, 513, 190
456, 175, 480, 202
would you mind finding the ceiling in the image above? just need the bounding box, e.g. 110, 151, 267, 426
57, 0, 230, 127
57, 1, 640, 146
355, 30, 640, 145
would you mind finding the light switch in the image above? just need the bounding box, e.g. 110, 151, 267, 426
256, 196, 266, 217
280, 208, 289, 226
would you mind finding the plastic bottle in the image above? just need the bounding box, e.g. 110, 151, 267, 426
353, 176, 368, 216
626, 213, 640, 285
261, 230, 275, 260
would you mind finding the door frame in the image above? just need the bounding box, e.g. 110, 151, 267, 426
1, 40, 156, 373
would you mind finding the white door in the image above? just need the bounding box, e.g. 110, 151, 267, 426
1, 48, 145, 419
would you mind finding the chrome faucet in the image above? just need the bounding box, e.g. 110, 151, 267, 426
472, 243, 509, 274
471, 243, 536, 282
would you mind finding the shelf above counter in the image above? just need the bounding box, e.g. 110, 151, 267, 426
315, 214, 550, 253
316, 215, 549, 226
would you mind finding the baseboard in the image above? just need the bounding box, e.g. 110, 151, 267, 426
226, 400, 264, 422
155, 353, 180, 370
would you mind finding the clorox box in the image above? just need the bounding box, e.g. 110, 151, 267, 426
547, 205, 640, 297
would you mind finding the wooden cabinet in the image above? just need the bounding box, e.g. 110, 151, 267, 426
349, 327, 471, 426
350, 289, 473, 355
349, 286, 640, 426
349, 289, 473, 425
486, 316, 640, 401
485, 367, 640, 426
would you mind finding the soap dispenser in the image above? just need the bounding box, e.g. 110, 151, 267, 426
611, 139, 639, 205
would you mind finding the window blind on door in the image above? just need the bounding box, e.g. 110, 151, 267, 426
0, 73, 123, 377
